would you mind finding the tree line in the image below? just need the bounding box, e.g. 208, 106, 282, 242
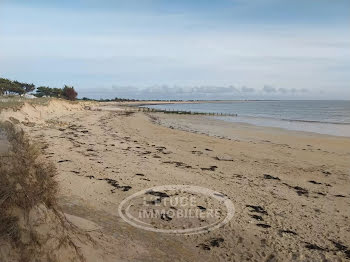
0, 78, 35, 95
0, 77, 78, 100
35, 86, 77, 100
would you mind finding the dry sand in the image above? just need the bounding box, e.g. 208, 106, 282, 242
1, 100, 349, 261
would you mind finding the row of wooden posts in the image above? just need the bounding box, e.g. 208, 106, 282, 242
132, 106, 238, 117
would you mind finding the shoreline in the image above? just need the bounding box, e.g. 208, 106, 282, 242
137, 101, 350, 137
213, 115, 350, 137
153, 112, 350, 139
101, 101, 350, 137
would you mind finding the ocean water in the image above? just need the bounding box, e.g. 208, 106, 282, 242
146, 100, 350, 137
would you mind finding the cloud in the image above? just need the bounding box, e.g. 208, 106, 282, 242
241, 86, 255, 93
278, 88, 288, 93
0, 2, 349, 100
191, 86, 240, 94
109, 85, 242, 98
263, 86, 309, 94
263, 86, 277, 93
85, 85, 309, 100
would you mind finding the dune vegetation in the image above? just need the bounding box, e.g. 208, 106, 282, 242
0, 122, 85, 262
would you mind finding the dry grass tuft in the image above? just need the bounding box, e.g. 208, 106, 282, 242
0, 121, 58, 245
0, 122, 87, 262
0, 97, 52, 112
0, 121, 58, 217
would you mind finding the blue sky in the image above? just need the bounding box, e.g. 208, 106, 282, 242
0, 0, 349, 99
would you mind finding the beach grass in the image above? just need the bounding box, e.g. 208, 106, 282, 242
0, 96, 80, 112
0, 96, 51, 111
0, 122, 58, 241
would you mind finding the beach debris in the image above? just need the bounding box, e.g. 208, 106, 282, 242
197, 238, 225, 251
334, 194, 346, 198
205, 148, 213, 151
156, 146, 172, 154
94, 178, 132, 192
305, 243, 327, 251
135, 173, 145, 176
141, 151, 152, 155
246, 205, 268, 215
250, 214, 264, 221
197, 205, 207, 211
197, 244, 211, 251
331, 240, 350, 258
293, 186, 309, 196
192, 150, 203, 155
201, 166, 218, 171
331, 240, 348, 251
146, 190, 170, 198
160, 213, 172, 221
283, 183, 309, 196
147, 198, 162, 205
57, 159, 71, 163
215, 154, 233, 161
163, 161, 192, 168
162, 150, 172, 154
279, 230, 297, 235
210, 238, 224, 247
256, 224, 271, 228
322, 171, 332, 175
308, 180, 322, 185
263, 174, 280, 180
146, 190, 169, 205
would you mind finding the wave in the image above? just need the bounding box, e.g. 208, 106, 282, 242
279, 118, 350, 125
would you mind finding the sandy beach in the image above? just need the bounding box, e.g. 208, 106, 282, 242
1, 100, 350, 261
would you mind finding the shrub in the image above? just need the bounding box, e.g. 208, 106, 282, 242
62, 85, 78, 101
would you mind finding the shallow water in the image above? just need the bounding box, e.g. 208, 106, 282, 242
146, 101, 350, 137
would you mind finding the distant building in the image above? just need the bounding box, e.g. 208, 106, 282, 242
24, 94, 36, 99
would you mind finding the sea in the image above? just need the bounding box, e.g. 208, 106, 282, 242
145, 100, 350, 137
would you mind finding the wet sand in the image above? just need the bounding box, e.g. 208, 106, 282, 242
2, 102, 350, 261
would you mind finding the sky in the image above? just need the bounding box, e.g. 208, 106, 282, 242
0, 0, 349, 100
